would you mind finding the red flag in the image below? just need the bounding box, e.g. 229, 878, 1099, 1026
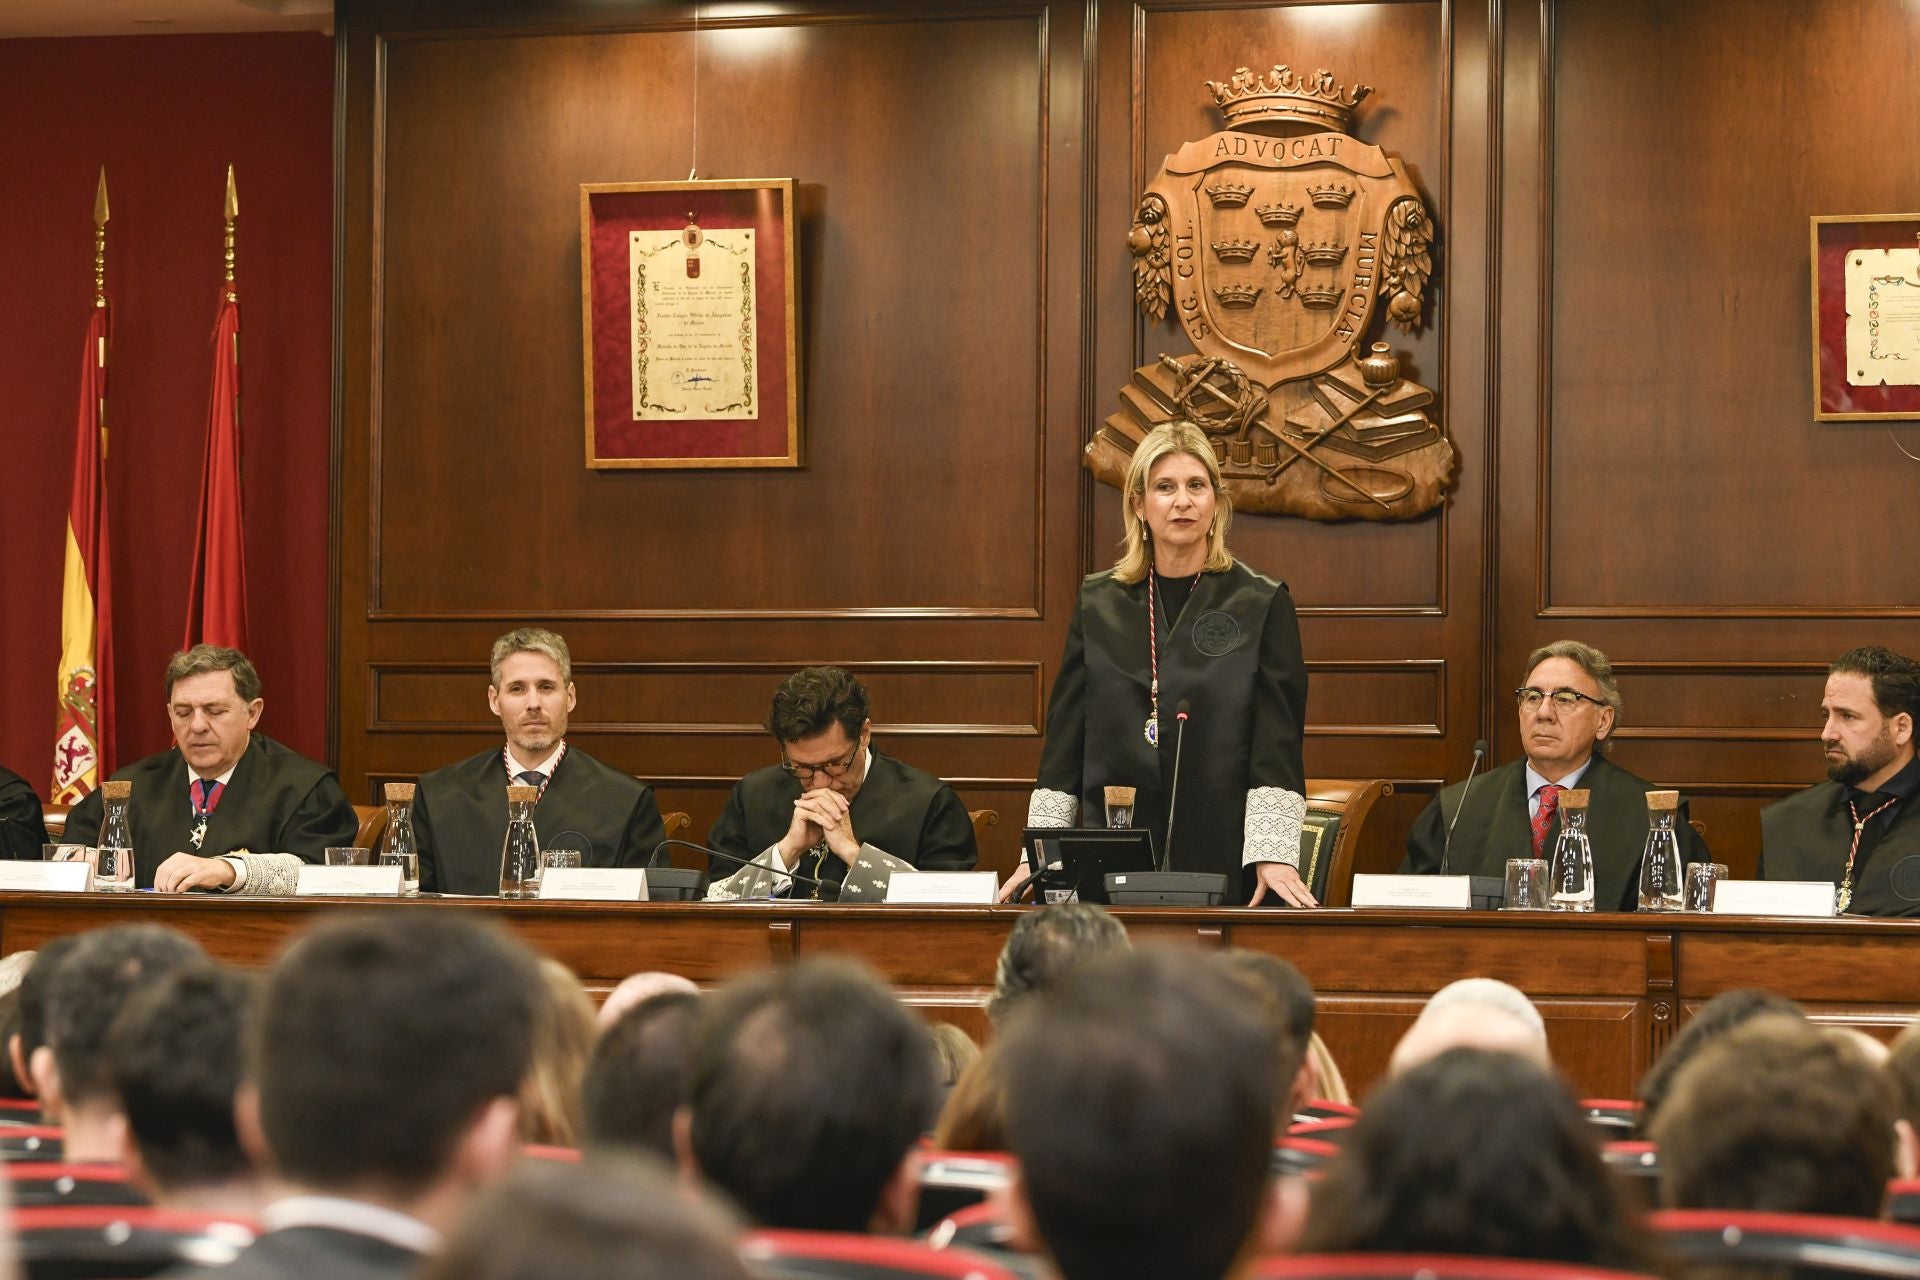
54, 301, 115, 802
183, 288, 248, 651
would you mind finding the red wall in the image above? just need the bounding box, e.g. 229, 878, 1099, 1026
0, 33, 334, 792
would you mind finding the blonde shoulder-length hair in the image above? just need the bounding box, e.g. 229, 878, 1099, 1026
1113, 420, 1236, 584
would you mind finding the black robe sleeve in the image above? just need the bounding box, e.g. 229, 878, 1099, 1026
0, 772, 49, 861
913, 786, 979, 872
618, 785, 668, 867
1402, 793, 1450, 874
278, 774, 360, 862
1031, 598, 1088, 818
1249, 583, 1309, 795
63, 787, 103, 848
413, 785, 446, 893
707, 779, 763, 870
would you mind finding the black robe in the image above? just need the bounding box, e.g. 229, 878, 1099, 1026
706, 749, 977, 896
63, 735, 357, 888
1401, 755, 1711, 912
413, 746, 667, 895
1033, 563, 1308, 901
0, 768, 50, 862
1760, 781, 1920, 916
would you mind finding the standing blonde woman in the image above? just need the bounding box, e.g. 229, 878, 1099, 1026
1005, 421, 1313, 906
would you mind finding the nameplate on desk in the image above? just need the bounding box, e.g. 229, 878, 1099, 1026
0, 862, 93, 893
539, 868, 649, 902
885, 871, 999, 905
1711, 879, 1837, 918
295, 865, 404, 897
1351, 873, 1473, 910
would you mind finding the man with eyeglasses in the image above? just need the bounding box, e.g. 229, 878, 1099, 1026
704, 666, 977, 900
1402, 639, 1708, 910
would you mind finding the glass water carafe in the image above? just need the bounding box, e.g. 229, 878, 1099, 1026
96, 779, 135, 892
381, 782, 421, 897
1547, 790, 1594, 912
498, 784, 541, 899
1636, 791, 1684, 912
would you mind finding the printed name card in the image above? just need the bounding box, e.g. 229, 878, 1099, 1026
538, 868, 650, 902
885, 872, 1000, 904
1350, 873, 1473, 910
295, 865, 405, 897
1711, 880, 1838, 918
0, 862, 93, 893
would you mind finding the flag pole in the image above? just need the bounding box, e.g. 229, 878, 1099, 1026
92, 167, 108, 451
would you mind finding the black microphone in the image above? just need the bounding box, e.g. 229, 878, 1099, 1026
1439, 738, 1489, 875
1161, 700, 1192, 873
650, 838, 835, 899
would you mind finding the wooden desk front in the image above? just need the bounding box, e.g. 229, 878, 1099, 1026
0, 893, 1909, 1100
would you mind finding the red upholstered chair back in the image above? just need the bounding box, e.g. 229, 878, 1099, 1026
742, 1229, 1025, 1279
1651, 1208, 1920, 1278
1272, 1135, 1341, 1180
1579, 1098, 1642, 1138
5, 1162, 148, 1207
1886, 1178, 1920, 1226
1253, 1254, 1665, 1280
0, 1126, 66, 1162
0, 1097, 47, 1125
913, 1150, 1015, 1232
1288, 1116, 1357, 1143
923, 1200, 1022, 1257
1296, 1099, 1362, 1123
13, 1205, 258, 1280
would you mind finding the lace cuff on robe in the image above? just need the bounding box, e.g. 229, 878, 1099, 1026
1242, 787, 1306, 868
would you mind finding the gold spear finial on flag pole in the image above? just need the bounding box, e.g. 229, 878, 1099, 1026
92, 167, 109, 308
222, 163, 238, 303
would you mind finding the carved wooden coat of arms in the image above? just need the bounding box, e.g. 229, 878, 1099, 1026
1090, 65, 1454, 521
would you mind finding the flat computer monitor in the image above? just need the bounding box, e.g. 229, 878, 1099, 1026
1023, 827, 1157, 904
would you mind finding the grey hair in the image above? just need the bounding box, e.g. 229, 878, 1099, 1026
987, 905, 1131, 1025
1419, 978, 1547, 1043
165, 645, 262, 703
490, 628, 572, 686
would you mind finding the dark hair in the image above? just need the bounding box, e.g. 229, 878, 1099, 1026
581, 992, 700, 1160
1653, 1019, 1896, 1217
1887, 1020, 1920, 1133
420, 1153, 749, 1280
686, 959, 937, 1231
0, 987, 29, 1101
17, 935, 84, 1081
1217, 950, 1316, 1114
1302, 1048, 1650, 1270
1830, 646, 1920, 720
48, 926, 208, 1109
988, 904, 1130, 1024
254, 914, 541, 1196
999, 948, 1279, 1280
106, 966, 256, 1191
164, 644, 262, 702
1636, 989, 1805, 1132
765, 667, 869, 744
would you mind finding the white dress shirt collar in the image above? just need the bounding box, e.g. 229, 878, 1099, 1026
262, 1195, 441, 1255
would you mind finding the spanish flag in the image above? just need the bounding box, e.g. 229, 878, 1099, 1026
54, 291, 115, 805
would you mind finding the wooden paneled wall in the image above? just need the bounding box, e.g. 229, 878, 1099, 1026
333, 0, 1920, 881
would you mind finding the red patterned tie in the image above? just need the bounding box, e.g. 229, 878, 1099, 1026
1531, 784, 1564, 857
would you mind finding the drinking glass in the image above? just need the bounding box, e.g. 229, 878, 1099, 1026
1686, 862, 1729, 912
324, 847, 371, 867
1104, 786, 1136, 829
1505, 858, 1550, 910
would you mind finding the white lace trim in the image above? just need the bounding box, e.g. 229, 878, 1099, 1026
241, 852, 305, 897
1243, 787, 1307, 867
1026, 788, 1079, 828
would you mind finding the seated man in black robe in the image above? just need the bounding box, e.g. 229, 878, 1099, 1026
64, 645, 357, 890
412, 628, 666, 895
0, 766, 50, 862
706, 666, 977, 900
1761, 646, 1920, 915
1403, 639, 1708, 911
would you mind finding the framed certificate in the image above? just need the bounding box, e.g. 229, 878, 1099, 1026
581, 178, 802, 468
1810, 214, 1920, 422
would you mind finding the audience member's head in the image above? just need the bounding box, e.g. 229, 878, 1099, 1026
583, 991, 701, 1161
0, 952, 34, 1102
1390, 977, 1548, 1074
105, 965, 262, 1209
1885, 1019, 1920, 1138
932, 1040, 1009, 1153
1654, 1016, 1912, 1217
1218, 950, 1317, 1118
597, 971, 699, 1030
987, 904, 1129, 1025
681, 958, 938, 1234
12, 936, 78, 1099
1637, 988, 1805, 1132
420, 1154, 749, 1280
520, 959, 598, 1147
1302, 1048, 1648, 1269
998, 948, 1280, 1280
250, 914, 542, 1228
38, 925, 208, 1157
927, 1023, 978, 1089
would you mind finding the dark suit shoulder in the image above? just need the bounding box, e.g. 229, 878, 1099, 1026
1583, 753, 1667, 798
162, 1226, 420, 1280
864, 751, 952, 803
1762, 779, 1844, 822
553, 748, 647, 797
418, 746, 510, 795
248, 735, 336, 788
